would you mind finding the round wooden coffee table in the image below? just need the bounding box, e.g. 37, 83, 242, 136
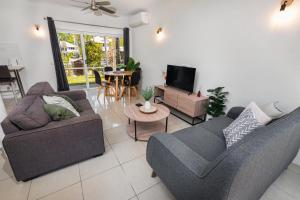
124, 103, 170, 141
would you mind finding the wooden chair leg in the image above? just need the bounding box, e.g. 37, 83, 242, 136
11, 83, 18, 103
97, 86, 101, 99
134, 86, 138, 97
131, 86, 137, 97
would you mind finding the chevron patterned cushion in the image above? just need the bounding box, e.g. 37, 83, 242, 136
223, 109, 263, 148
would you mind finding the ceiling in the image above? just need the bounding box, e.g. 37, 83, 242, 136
28, 0, 159, 16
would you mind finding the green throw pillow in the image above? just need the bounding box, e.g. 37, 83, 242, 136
43, 104, 77, 121
50, 94, 82, 112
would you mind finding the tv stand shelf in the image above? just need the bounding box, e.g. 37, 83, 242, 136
154, 85, 209, 125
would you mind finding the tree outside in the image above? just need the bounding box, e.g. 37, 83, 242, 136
58, 32, 124, 86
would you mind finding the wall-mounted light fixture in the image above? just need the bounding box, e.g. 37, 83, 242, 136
156, 27, 164, 41
272, 0, 297, 27
280, 0, 294, 11
35, 24, 40, 31
33, 24, 45, 38
156, 27, 163, 35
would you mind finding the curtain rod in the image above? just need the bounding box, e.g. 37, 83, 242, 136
43, 17, 124, 30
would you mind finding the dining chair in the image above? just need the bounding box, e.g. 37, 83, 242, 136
93, 70, 114, 99
0, 65, 19, 102
121, 68, 141, 98
104, 66, 114, 82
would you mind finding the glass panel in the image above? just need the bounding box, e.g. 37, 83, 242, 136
84, 35, 106, 87
58, 32, 85, 86
58, 32, 124, 89
118, 36, 125, 66
106, 36, 125, 69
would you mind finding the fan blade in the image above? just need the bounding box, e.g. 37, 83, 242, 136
70, 0, 90, 5
81, 6, 91, 11
95, 1, 111, 6
98, 6, 116, 14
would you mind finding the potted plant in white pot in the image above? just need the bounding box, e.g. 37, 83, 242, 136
142, 87, 154, 110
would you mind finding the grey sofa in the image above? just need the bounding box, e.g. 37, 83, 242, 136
1, 82, 105, 181
146, 107, 300, 200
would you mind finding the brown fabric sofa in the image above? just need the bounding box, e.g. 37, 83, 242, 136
1, 82, 105, 181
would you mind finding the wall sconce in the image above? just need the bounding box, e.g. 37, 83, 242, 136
33, 24, 45, 38
156, 27, 163, 35
35, 24, 40, 31
156, 27, 164, 41
280, 0, 294, 11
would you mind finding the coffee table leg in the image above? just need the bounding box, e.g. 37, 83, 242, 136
134, 120, 137, 141
165, 117, 168, 132
128, 118, 130, 124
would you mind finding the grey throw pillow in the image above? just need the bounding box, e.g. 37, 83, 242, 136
9, 96, 51, 130
223, 109, 263, 148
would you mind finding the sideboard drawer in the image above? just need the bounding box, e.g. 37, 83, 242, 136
164, 91, 178, 108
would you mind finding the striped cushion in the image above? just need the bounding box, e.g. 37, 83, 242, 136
223, 109, 263, 148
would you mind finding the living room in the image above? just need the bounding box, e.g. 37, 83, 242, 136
0, 0, 300, 200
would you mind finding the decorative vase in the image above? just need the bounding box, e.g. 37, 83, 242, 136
144, 101, 151, 110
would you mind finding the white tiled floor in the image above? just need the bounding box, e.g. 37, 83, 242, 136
1, 88, 300, 200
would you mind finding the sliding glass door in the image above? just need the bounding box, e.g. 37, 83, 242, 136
58, 32, 124, 89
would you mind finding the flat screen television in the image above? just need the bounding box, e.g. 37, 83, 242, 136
166, 65, 196, 93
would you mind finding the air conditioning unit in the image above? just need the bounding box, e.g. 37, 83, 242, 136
129, 12, 149, 28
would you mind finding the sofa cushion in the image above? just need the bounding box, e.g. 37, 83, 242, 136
27, 82, 55, 96
199, 116, 234, 139
223, 109, 263, 148
9, 96, 51, 130
75, 99, 95, 116
44, 104, 77, 121
43, 95, 80, 117
173, 125, 226, 161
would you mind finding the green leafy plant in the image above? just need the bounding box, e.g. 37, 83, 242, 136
127, 57, 140, 71
207, 87, 229, 117
142, 87, 154, 101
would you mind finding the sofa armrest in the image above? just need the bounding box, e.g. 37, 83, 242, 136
147, 134, 209, 179
227, 107, 245, 120
56, 90, 86, 101
3, 114, 104, 181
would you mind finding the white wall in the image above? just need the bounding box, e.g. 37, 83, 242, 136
0, 0, 129, 91
132, 0, 300, 165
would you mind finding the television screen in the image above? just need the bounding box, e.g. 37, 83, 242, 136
166, 65, 196, 93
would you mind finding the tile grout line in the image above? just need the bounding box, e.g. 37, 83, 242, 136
26, 180, 32, 200
119, 163, 139, 199
78, 164, 85, 200
80, 165, 120, 182
35, 181, 81, 200
135, 181, 162, 196
272, 177, 300, 200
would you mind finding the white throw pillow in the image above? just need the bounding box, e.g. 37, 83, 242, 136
245, 102, 272, 125
261, 102, 283, 119
223, 109, 263, 148
43, 95, 80, 117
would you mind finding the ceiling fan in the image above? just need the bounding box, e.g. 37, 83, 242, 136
71, 0, 117, 16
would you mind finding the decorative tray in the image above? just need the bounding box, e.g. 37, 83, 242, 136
139, 106, 158, 114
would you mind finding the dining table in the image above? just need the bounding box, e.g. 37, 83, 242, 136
103, 71, 133, 101
9, 65, 25, 97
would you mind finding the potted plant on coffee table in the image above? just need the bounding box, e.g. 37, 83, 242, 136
142, 87, 154, 110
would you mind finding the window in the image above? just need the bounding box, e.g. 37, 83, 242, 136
57, 32, 124, 88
